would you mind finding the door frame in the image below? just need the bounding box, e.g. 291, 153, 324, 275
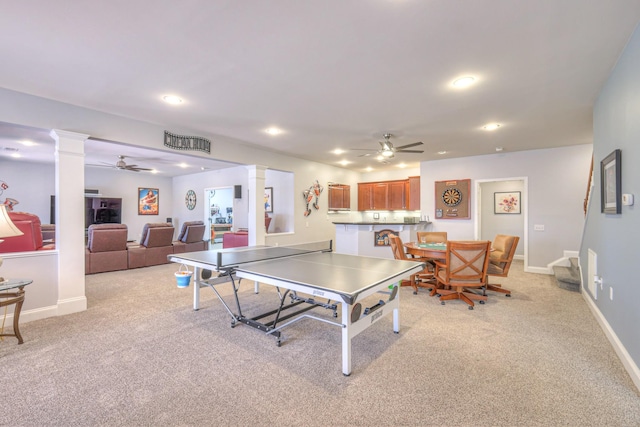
474, 177, 528, 271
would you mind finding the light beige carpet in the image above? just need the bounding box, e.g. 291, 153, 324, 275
1, 260, 639, 426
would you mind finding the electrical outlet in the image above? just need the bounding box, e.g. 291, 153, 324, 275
534, 224, 545, 231
306, 222, 309, 227
610, 287, 613, 300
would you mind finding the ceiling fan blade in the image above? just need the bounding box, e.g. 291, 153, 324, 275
394, 142, 423, 150
396, 149, 424, 154
357, 153, 373, 157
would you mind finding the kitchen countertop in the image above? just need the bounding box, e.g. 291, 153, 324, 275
332, 221, 430, 225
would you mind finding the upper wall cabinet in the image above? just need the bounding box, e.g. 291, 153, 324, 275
357, 177, 420, 211
328, 183, 351, 211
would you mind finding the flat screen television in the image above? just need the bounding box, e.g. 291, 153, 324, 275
85, 197, 122, 228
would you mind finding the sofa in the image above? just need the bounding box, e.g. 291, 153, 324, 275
172, 221, 207, 253
222, 231, 248, 248
1, 212, 55, 253
41, 224, 56, 242
85, 224, 129, 274
128, 223, 175, 268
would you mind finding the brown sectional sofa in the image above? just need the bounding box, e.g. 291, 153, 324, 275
172, 221, 208, 253
85, 224, 129, 274
127, 222, 176, 268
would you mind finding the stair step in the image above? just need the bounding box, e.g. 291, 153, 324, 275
553, 264, 581, 292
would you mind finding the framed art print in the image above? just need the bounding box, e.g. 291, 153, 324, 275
264, 187, 273, 213
494, 191, 521, 214
601, 149, 621, 214
138, 187, 159, 215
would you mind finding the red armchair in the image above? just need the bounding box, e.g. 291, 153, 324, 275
0, 212, 54, 253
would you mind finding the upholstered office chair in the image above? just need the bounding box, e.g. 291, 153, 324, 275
389, 235, 433, 295
416, 231, 448, 244
485, 235, 520, 297
434, 240, 491, 309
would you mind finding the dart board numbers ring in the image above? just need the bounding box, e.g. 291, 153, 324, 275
185, 190, 197, 210
441, 187, 462, 207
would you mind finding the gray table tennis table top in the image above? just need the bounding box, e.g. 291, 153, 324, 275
171, 246, 424, 305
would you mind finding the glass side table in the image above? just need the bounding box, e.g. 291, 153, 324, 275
0, 279, 33, 344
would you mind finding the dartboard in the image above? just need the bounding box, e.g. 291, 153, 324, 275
442, 187, 462, 207
185, 190, 197, 210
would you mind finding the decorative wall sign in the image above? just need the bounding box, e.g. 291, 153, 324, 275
601, 149, 621, 214
434, 179, 471, 219
265, 187, 273, 213
494, 191, 521, 214
185, 190, 197, 210
164, 131, 211, 153
374, 229, 398, 246
302, 180, 324, 217
138, 188, 159, 215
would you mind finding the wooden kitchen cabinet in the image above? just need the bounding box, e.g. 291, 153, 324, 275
328, 184, 351, 210
357, 177, 420, 211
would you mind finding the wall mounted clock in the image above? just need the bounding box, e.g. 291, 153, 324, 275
185, 190, 197, 210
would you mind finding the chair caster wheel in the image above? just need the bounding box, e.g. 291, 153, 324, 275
413, 291, 418, 295
506, 294, 511, 297
479, 301, 485, 304
468, 306, 474, 310
276, 340, 281, 347
441, 301, 445, 305
435, 294, 441, 297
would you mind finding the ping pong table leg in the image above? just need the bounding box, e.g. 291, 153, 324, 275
193, 267, 201, 311
341, 302, 352, 376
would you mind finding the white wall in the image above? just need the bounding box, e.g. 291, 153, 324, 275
85, 167, 174, 241
0, 160, 54, 222
479, 180, 525, 257
421, 145, 592, 269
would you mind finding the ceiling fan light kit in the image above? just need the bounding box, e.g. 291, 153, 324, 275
350, 132, 424, 163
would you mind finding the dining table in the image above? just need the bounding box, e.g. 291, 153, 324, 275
404, 242, 447, 260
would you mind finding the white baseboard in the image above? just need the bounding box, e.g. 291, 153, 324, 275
57, 296, 87, 316
3, 304, 58, 324
583, 291, 640, 393
526, 265, 552, 274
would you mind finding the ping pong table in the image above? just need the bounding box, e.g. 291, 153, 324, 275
168, 241, 425, 376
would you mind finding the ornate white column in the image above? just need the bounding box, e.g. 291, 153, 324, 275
247, 165, 267, 246
50, 129, 89, 315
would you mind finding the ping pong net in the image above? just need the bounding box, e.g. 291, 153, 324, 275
216, 240, 333, 269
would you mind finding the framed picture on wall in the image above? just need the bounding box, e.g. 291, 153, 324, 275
494, 191, 521, 214
601, 149, 621, 214
138, 187, 159, 215
264, 187, 273, 213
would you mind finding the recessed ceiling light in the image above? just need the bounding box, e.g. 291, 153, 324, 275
265, 127, 282, 135
162, 95, 183, 105
151, 169, 159, 174
332, 149, 345, 155
21, 140, 35, 146
365, 167, 373, 172
338, 160, 351, 166
396, 163, 408, 168
178, 162, 189, 168
495, 147, 504, 152
438, 150, 447, 155
452, 76, 476, 88
483, 123, 501, 131
11, 152, 21, 158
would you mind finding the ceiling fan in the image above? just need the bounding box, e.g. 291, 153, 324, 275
351, 133, 424, 160
91, 155, 153, 172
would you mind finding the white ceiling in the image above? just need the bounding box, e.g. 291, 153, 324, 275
1, 1, 639, 175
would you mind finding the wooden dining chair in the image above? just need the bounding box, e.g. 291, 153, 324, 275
389, 235, 433, 295
433, 240, 491, 309
485, 235, 520, 296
